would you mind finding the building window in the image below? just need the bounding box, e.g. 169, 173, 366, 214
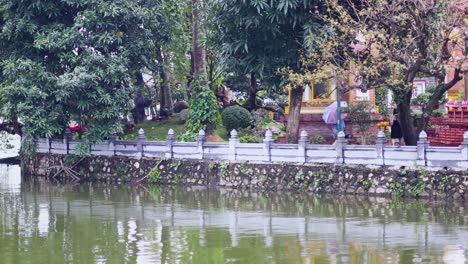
412, 80, 426, 98
303, 77, 333, 103
313, 81, 329, 99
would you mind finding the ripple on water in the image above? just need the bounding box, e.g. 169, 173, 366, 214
0, 167, 467, 264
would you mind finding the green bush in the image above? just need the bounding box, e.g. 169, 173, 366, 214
347, 102, 373, 145
221, 106, 252, 132
181, 80, 220, 141
431, 109, 445, 118
239, 134, 262, 143
375, 87, 389, 117
310, 135, 325, 144
251, 109, 270, 128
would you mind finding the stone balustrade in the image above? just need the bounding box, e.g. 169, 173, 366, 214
36, 129, 468, 169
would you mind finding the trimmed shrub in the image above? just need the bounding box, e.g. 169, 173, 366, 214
221, 106, 252, 132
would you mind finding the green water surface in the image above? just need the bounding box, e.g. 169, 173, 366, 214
0, 164, 466, 264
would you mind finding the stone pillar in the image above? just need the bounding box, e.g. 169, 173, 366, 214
64, 128, 72, 154
417, 130, 429, 166
136, 128, 146, 157
375, 131, 387, 165
107, 132, 117, 156
46, 136, 51, 154
298, 130, 309, 163
264, 130, 273, 161
335, 131, 347, 164
460, 131, 468, 160
166, 128, 176, 159
197, 130, 206, 159
229, 130, 239, 161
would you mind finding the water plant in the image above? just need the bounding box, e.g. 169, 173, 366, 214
388, 181, 404, 197
169, 159, 182, 171
147, 167, 161, 184
308, 170, 333, 193
239, 166, 253, 176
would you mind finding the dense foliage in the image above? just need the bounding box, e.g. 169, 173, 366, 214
221, 106, 252, 133
211, 0, 322, 85
0, 0, 162, 149
301, 0, 466, 145
1, 0, 464, 148
347, 102, 373, 145
210, 0, 324, 117
180, 80, 220, 141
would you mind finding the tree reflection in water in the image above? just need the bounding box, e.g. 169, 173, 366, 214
0, 165, 466, 264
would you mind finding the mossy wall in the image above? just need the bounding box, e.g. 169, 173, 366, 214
22, 153, 467, 201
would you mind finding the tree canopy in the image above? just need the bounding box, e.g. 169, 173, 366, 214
1, 0, 465, 147
300, 0, 467, 145
211, 0, 324, 141
0, 0, 168, 150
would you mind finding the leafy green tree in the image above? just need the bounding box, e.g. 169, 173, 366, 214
303, 0, 466, 145
211, 0, 324, 143
0, 0, 163, 150
145, 0, 192, 116
181, 0, 220, 139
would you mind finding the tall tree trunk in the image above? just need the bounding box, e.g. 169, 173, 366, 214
396, 89, 417, 146
192, 0, 206, 80
145, 75, 158, 119
159, 70, 173, 116
134, 71, 147, 123
156, 46, 173, 116
286, 87, 304, 144
245, 72, 258, 111
186, 51, 194, 99
191, 0, 215, 135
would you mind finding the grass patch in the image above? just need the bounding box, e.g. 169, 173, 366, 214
214, 126, 230, 141
122, 116, 229, 142
122, 116, 184, 141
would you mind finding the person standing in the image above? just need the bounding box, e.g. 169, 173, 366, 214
390, 108, 402, 145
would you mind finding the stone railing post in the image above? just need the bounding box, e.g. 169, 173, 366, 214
136, 128, 146, 157
298, 130, 309, 163
264, 130, 273, 161
417, 130, 429, 166
335, 131, 347, 164
375, 131, 387, 165
229, 130, 239, 161
63, 128, 72, 154
197, 129, 206, 159
166, 128, 176, 159
107, 132, 117, 156
46, 136, 51, 154
460, 131, 468, 160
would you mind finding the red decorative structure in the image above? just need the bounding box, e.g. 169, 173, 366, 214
428, 107, 468, 146
70, 124, 86, 133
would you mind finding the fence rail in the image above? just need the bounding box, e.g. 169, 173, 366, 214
36, 128, 468, 169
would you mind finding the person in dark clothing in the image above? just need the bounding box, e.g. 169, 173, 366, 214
131, 93, 152, 124
391, 108, 402, 145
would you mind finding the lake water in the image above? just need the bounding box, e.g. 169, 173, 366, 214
0, 164, 467, 264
